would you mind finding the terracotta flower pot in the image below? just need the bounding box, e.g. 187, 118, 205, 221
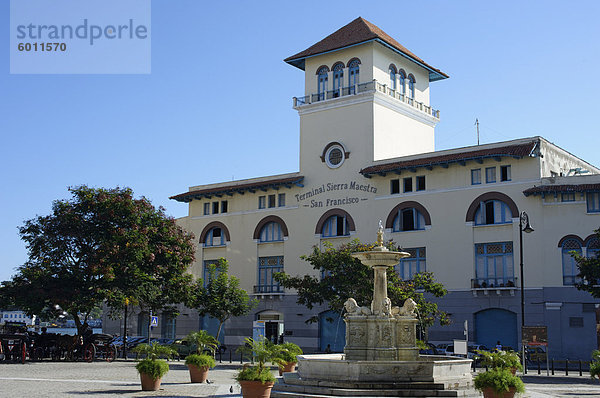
139, 373, 162, 391
482, 386, 517, 398
239, 380, 274, 398
278, 362, 297, 375
188, 364, 209, 383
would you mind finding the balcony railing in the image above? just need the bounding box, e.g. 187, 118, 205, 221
253, 285, 284, 294
471, 277, 517, 289
293, 79, 440, 119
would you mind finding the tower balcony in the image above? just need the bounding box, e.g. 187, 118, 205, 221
293, 79, 440, 120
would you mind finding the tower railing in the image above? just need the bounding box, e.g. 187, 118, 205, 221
293, 79, 440, 119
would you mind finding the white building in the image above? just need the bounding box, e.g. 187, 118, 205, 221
1, 310, 36, 326
107, 17, 600, 359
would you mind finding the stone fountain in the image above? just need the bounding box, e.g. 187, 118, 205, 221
271, 223, 476, 397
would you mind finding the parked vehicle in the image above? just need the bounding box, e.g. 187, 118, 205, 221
445, 343, 489, 359
526, 346, 546, 363
435, 343, 450, 355
150, 338, 175, 346
419, 343, 438, 355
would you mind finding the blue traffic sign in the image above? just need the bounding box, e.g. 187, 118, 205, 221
150, 316, 158, 327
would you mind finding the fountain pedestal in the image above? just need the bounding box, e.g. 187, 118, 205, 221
344, 315, 418, 361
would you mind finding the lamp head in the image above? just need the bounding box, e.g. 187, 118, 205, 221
520, 211, 534, 233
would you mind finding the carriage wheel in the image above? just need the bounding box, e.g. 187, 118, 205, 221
84, 344, 96, 363
33, 347, 44, 361
106, 344, 117, 362
21, 343, 27, 364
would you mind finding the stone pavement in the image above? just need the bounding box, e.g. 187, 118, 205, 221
520, 374, 600, 397
0, 360, 246, 397
0, 360, 598, 397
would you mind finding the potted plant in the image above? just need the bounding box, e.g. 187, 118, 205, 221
182, 330, 219, 383
476, 350, 523, 374
132, 342, 177, 391
274, 342, 303, 375
590, 350, 600, 380
473, 368, 525, 398
235, 337, 277, 398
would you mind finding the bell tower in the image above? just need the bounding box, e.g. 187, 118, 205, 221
285, 17, 448, 174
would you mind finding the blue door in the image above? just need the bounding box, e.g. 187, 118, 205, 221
319, 310, 346, 352
475, 308, 517, 350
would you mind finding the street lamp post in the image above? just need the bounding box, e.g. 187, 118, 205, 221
519, 211, 534, 373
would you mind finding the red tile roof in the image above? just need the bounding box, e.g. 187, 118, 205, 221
170, 176, 304, 203
285, 17, 448, 80
360, 141, 538, 177
523, 184, 600, 196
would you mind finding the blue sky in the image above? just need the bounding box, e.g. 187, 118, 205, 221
1, 0, 599, 281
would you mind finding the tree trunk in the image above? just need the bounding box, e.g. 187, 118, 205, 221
123, 303, 128, 359
216, 319, 225, 341
72, 312, 83, 336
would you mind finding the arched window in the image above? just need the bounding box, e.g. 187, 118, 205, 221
474, 200, 512, 225
398, 69, 406, 96
392, 207, 426, 231
200, 221, 230, 248
389, 64, 397, 91
204, 227, 225, 247
586, 236, 599, 259
317, 66, 329, 100
408, 74, 416, 99
259, 221, 283, 242
562, 238, 582, 285
332, 62, 344, 96
322, 215, 350, 237
347, 59, 360, 94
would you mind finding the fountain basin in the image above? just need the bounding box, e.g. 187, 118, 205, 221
351, 250, 409, 268
296, 354, 473, 389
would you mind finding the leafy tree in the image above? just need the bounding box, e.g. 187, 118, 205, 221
274, 239, 449, 327
188, 258, 257, 340
0, 186, 195, 335
575, 228, 600, 298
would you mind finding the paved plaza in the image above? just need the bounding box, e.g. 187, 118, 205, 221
0, 360, 598, 397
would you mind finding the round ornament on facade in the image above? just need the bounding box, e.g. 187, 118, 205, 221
325, 144, 345, 168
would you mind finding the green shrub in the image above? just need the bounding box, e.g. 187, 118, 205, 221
591, 350, 600, 379
235, 337, 278, 383
135, 358, 170, 381
274, 342, 303, 366
183, 330, 219, 356
476, 350, 523, 371
235, 364, 276, 384
185, 353, 216, 369
132, 342, 177, 360
473, 368, 525, 394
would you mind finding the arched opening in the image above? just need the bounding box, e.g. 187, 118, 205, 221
466, 192, 519, 223
315, 209, 356, 237
385, 201, 432, 231
255, 310, 284, 345
199, 221, 231, 247
319, 309, 346, 353
253, 215, 288, 242
475, 308, 517, 351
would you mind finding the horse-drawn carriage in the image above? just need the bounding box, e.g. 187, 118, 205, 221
0, 322, 29, 364
84, 333, 118, 362
31, 330, 117, 362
